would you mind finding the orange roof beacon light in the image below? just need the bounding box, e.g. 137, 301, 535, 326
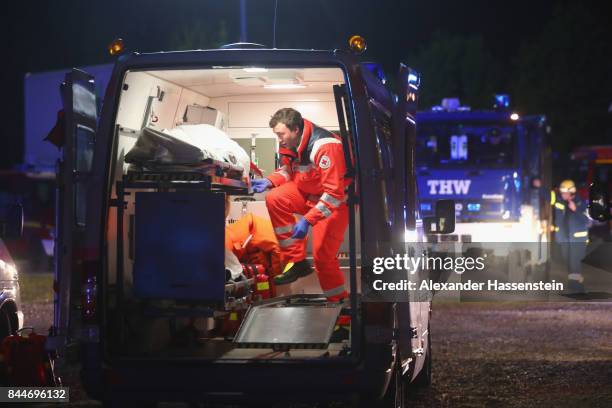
348, 35, 367, 55
108, 38, 125, 56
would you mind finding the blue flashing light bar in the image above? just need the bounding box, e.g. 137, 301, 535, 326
420, 203, 432, 212
493, 94, 510, 110
408, 71, 420, 89
467, 203, 481, 212
362, 62, 387, 84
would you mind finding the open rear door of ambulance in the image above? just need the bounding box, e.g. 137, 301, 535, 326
331, 82, 360, 352
49, 69, 99, 360
391, 64, 432, 383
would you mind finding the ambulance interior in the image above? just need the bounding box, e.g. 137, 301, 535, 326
107, 66, 361, 360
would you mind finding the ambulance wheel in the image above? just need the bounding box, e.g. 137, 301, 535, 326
380, 354, 409, 407
411, 325, 432, 388
356, 359, 408, 407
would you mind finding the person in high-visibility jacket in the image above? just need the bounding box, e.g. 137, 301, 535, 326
552, 179, 590, 293
225, 211, 283, 280
251, 108, 350, 301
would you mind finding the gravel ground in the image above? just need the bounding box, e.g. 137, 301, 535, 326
19, 269, 54, 334
18, 273, 612, 408
20, 301, 54, 334
410, 301, 612, 408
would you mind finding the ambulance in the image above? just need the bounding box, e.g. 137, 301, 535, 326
49, 38, 455, 407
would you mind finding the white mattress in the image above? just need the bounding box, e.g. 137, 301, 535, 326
162, 124, 251, 180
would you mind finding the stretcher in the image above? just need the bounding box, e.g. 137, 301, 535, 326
125, 125, 251, 181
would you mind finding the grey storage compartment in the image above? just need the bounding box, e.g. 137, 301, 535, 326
133, 191, 225, 301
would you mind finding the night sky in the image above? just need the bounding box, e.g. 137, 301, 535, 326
2, 0, 610, 168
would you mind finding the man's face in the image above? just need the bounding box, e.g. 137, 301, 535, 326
561, 192, 574, 201
273, 122, 300, 149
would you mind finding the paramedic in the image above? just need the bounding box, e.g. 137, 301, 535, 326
551, 179, 590, 294
224, 195, 282, 283
251, 108, 349, 301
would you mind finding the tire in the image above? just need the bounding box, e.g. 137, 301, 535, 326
356, 357, 408, 408
411, 326, 432, 388
382, 357, 408, 408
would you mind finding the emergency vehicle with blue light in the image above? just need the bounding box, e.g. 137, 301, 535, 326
47, 37, 457, 407
416, 96, 552, 278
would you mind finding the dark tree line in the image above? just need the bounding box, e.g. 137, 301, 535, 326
2, 1, 610, 169
407, 3, 612, 154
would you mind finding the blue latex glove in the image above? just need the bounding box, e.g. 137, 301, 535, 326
251, 178, 272, 193
291, 218, 310, 239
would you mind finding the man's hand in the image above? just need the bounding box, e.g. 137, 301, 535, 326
291, 218, 310, 239
568, 200, 577, 212
251, 178, 272, 193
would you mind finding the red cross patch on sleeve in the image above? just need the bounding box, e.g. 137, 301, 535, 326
319, 155, 331, 169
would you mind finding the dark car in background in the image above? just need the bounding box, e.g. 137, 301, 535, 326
0, 170, 55, 270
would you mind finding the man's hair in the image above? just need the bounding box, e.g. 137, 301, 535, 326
269, 108, 303, 131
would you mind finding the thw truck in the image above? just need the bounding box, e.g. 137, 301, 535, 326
49, 42, 455, 407
416, 97, 552, 277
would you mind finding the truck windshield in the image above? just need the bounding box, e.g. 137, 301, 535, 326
417, 123, 516, 168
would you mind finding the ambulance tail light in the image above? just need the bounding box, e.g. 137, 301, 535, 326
80, 260, 99, 324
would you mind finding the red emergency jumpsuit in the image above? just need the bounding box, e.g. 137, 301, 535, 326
266, 119, 350, 301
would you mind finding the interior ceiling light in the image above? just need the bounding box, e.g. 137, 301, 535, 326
231, 77, 266, 86
230, 69, 301, 87
263, 83, 307, 89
